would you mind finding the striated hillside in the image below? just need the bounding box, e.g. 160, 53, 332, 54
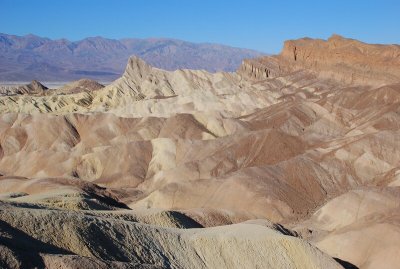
1, 35, 400, 268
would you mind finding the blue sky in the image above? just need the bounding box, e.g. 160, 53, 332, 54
0, 0, 399, 53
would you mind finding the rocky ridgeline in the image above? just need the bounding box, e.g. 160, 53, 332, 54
237, 56, 286, 80
0, 80, 48, 96
240, 34, 400, 86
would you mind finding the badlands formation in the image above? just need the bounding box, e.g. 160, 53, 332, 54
0, 35, 400, 268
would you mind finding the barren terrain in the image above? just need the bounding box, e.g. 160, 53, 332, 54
1, 35, 400, 269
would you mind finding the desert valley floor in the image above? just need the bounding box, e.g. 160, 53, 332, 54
0, 35, 400, 269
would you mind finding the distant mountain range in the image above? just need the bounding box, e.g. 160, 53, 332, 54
0, 33, 264, 81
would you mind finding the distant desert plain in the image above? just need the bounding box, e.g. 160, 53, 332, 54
0, 34, 400, 269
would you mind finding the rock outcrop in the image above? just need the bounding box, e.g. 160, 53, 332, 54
241, 34, 400, 86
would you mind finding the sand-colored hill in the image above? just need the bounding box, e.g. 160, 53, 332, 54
0, 56, 279, 117
0, 80, 48, 96
294, 187, 400, 269
1, 35, 400, 268
0, 202, 342, 269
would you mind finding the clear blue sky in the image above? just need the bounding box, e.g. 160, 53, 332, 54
0, 0, 399, 53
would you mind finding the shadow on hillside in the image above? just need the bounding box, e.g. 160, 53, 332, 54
334, 257, 359, 269
0, 219, 74, 268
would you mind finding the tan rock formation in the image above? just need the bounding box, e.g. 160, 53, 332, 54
0, 201, 342, 269
1, 35, 400, 268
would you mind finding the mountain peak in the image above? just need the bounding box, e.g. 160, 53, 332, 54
9, 80, 49, 95
328, 34, 346, 41
123, 55, 153, 79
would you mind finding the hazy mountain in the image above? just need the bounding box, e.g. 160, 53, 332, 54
0, 33, 264, 81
